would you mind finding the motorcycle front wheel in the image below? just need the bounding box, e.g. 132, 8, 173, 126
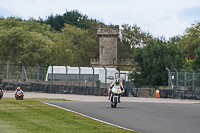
113, 97, 117, 108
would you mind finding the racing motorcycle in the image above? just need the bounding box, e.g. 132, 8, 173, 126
0, 90, 3, 100
109, 86, 122, 108
15, 91, 24, 100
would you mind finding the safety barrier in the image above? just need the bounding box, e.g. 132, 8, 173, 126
2, 82, 109, 96
159, 89, 200, 100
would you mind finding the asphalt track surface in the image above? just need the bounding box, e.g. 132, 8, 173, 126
46, 101, 200, 133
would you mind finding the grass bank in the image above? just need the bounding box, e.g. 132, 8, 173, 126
0, 98, 136, 133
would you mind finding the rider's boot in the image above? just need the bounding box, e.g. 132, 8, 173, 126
108, 92, 111, 100
118, 96, 121, 103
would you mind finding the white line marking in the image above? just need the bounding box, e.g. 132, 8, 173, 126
43, 102, 136, 132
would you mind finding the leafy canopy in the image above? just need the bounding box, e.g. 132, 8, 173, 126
131, 38, 185, 88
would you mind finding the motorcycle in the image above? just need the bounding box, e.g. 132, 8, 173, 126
0, 90, 3, 100
109, 86, 122, 108
15, 91, 24, 100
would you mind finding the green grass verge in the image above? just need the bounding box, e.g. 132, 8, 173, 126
0, 98, 137, 133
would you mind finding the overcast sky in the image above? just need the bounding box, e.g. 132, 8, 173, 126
0, 0, 200, 40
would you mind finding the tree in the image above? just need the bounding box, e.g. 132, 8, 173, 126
118, 24, 152, 60
0, 17, 54, 66
0, 16, 101, 67
177, 22, 200, 59
191, 43, 200, 69
50, 24, 99, 66
46, 10, 90, 32
0, 17, 22, 28
131, 38, 185, 88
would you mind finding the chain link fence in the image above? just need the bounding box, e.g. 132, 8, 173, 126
0, 64, 133, 96
162, 68, 200, 99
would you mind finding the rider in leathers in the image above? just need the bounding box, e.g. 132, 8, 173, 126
15, 87, 24, 98
0, 85, 3, 97
108, 79, 124, 103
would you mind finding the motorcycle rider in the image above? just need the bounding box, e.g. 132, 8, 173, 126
0, 85, 3, 92
108, 79, 124, 103
15, 87, 24, 97
0, 85, 3, 96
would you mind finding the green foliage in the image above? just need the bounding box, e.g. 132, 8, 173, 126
0, 17, 54, 66
0, 15, 100, 67
177, 22, 200, 58
50, 24, 99, 66
118, 24, 152, 60
95, 80, 101, 88
45, 10, 96, 32
191, 43, 200, 69
131, 38, 185, 88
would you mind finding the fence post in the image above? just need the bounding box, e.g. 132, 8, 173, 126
182, 68, 186, 91
19, 61, 24, 83
190, 69, 195, 91
64, 65, 68, 87
5, 62, 9, 84
36, 63, 40, 84
49, 64, 53, 93
91, 66, 94, 88
166, 67, 171, 90
103, 66, 107, 90
174, 68, 179, 90
77, 66, 81, 88
116, 66, 120, 78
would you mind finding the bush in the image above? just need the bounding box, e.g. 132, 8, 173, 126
95, 80, 101, 88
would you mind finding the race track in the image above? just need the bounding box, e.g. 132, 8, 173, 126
46, 101, 200, 133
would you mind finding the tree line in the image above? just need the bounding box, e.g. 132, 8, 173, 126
0, 10, 200, 88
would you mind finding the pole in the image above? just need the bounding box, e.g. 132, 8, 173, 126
77, 66, 81, 88
36, 63, 39, 84
174, 68, 178, 90
49, 64, 53, 93
166, 67, 171, 90
182, 68, 186, 90
103, 66, 107, 90
19, 61, 24, 83
64, 65, 68, 86
116, 66, 120, 78
5, 62, 9, 83
190, 69, 195, 91
91, 66, 94, 88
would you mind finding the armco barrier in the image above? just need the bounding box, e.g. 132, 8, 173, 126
160, 89, 200, 100
2, 82, 108, 96
160, 90, 174, 98
3, 81, 200, 99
